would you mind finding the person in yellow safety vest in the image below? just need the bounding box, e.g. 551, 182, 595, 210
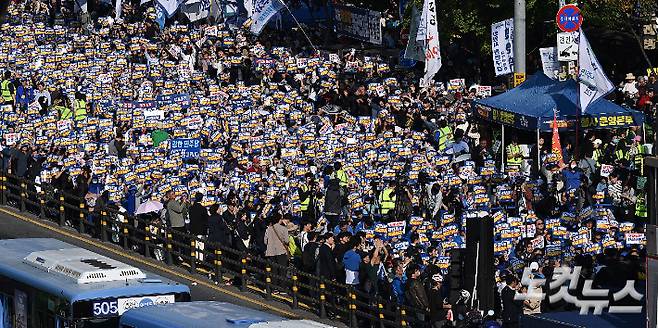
333, 162, 348, 188
629, 135, 645, 170
435, 120, 453, 152
1, 71, 15, 105
53, 97, 72, 120
635, 192, 647, 218
379, 181, 396, 217
73, 92, 87, 121
614, 140, 629, 165
506, 136, 523, 167
592, 139, 603, 167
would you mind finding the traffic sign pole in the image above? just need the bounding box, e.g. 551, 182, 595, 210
513, 0, 526, 74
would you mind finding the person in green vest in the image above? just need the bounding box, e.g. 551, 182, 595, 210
53, 96, 72, 120
299, 173, 318, 222
73, 92, 87, 121
635, 191, 647, 219
592, 139, 603, 167
333, 161, 348, 188
1, 70, 15, 106
435, 120, 453, 152
379, 181, 396, 218
629, 135, 645, 172
506, 136, 523, 168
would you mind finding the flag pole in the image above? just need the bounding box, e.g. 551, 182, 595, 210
279, 1, 318, 53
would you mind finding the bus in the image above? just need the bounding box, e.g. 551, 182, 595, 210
0, 238, 191, 328
119, 301, 336, 328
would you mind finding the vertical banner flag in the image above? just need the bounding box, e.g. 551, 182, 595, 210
157, 0, 186, 16
552, 110, 565, 167
539, 47, 559, 79
115, 0, 123, 19
181, 0, 211, 22
417, 0, 441, 86
404, 6, 425, 62
578, 28, 614, 113
246, 0, 285, 35
155, 3, 166, 30
491, 18, 514, 76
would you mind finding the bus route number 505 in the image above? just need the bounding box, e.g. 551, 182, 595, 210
92, 300, 118, 317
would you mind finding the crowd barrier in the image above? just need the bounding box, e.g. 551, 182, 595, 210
0, 172, 431, 328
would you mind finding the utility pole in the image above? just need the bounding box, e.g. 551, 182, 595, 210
513, 0, 526, 74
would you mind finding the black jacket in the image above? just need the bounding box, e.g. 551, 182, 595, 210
501, 285, 523, 324
208, 214, 231, 246
301, 241, 320, 273
317, 243, 336, 279
405, 278, 430, 310
324, 179, 342, 215
188, 202, 209, 236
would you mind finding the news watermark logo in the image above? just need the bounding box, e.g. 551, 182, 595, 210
513, 266, 644, 314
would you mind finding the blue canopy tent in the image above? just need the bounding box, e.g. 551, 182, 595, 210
472, 72, 644, 132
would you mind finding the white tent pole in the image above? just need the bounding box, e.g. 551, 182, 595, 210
501, 124, 505, 173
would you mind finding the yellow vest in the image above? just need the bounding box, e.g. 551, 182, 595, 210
379, 187, 396, 215
336, 169, 348, 187
438, 126, 452, 151
74, 99, 87, 121
56, 105, 72, 120
1, 80, 13, 103
506, 144, 522, 166
633, 145, 645, 168
636, 194, 647, 218
300, 185, 310, 211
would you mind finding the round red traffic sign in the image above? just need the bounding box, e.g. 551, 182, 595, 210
556, 5, 583, 32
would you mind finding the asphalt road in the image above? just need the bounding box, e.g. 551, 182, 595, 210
0, 205, 344, 327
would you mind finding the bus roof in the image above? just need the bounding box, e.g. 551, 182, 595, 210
0, 238, 190, 303
120, 301, 336, 328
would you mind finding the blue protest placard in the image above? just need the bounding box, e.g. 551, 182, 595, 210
170, 138, 200, 159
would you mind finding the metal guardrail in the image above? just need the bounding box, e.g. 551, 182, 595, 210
0, 172, 430, 328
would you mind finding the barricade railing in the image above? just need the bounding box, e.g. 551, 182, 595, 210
0, 172, 431, 328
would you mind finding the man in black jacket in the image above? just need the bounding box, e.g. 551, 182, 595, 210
317, 233, 336, 280
188, 193, 209, 262
501, 275, 523, 328
405, 264, 430, 322
188, 192, 209, 237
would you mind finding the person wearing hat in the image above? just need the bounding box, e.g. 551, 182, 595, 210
622, 73, 638, 96
428, 273, 451, 328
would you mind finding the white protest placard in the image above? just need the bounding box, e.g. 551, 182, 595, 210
186, 116, 203, 130
4, 132, 18, 146
477, 85, 492, 97
329, 53, 340, 63
625, 232, 646, 245
144, 109, 165, 120
447, 78, 465, 91
600, 164, 614, 177
539, 47, 559, 79
491, 18, 514, 76
557, 32, 578, 61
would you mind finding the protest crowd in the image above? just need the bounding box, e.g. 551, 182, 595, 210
0, 0, 654, 327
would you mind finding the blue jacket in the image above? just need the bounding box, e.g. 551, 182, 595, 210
563, 169, 582, 190
391, 275, 406, 305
